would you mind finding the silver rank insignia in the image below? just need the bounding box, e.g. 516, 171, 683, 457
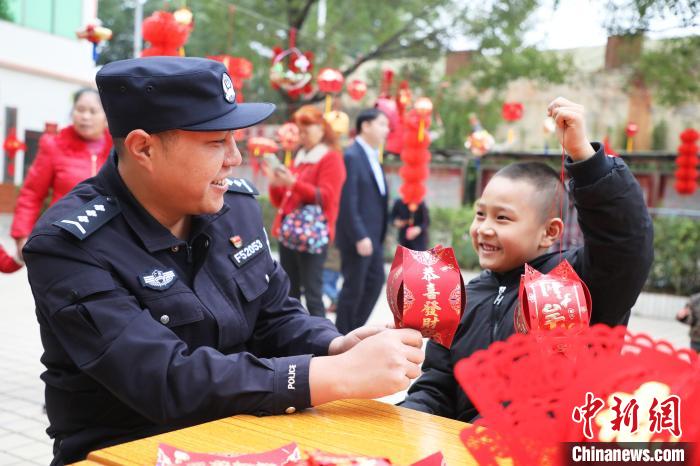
139, 269, 177, 290
53, 195, 121, 240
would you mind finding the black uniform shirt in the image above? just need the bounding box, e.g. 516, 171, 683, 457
24, 153, 341, 463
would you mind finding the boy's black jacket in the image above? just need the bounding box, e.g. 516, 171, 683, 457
401, 144, 654, 421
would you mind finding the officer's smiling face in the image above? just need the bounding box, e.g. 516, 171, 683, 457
154, 129, 241, 216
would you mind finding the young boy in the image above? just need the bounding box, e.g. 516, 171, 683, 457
401, 97, 654, 421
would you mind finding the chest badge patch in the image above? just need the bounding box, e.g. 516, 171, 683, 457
139, 269, 177, 290
230, 237, 265, 268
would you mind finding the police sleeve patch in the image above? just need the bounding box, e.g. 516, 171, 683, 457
53, 196, 121, 240
230, 237, 266, 268
226, 178, 259, 196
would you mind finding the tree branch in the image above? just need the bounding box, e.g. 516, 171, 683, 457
289, 0, 318, 31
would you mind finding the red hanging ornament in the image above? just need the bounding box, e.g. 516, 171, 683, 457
3, 128, 26, 177
246, 137, 278, 158
269, 46, 314, 99
277, 123, 300, 167
625, 122, 639, 152
317, 68, 344, 114
501, 102, 523, 122
347, 79, 367, 101
675, 128, 699, 195
141, 11, 192, 57
399, 108, 432, 208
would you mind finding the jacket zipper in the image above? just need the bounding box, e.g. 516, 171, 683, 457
490, 286, 507, 342
91, 153, 97, 176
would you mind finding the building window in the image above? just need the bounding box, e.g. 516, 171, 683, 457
6, 0, 82, 39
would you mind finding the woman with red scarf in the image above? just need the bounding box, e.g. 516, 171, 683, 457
11, 88, 111, 260
266, 105, 346, 317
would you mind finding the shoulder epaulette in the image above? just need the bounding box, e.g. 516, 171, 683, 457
52, 195, 121, 240
226, 178, 259, 196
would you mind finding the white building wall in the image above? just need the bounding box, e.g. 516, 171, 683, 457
0, 4, 98, 185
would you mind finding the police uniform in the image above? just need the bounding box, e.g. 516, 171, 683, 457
22, 57, 342, 465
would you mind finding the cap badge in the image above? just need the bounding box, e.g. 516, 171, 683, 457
222, 73, 236, 103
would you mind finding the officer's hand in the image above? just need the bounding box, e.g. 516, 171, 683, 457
356, 237, 373, 257
677, 306, 690, 322
309, 328, 424, 405
547, 97, 595, 162
327, 325, 386, 355
15, 237, 27, 263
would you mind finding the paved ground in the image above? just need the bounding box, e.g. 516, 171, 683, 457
0, 214, 691, 465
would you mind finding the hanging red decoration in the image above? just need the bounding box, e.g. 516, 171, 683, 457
269, 47, 314, 98
399, 108, 432, 209
76, 20, 112, 63
208, 55, 253, 102
675, 128, 699, 195
625, 122, 639, 152
603, 135, 618, 157
501, 102, 524, 122
277, 123, 300, 167
347, 79, 367, 101
246, 137, 279, 158
317, 68, 344, 114
3, 128, 26, 177
141, 11, 192, 57
396, 80, 412, 117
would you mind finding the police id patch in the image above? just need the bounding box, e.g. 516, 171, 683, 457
139, 269, 177, 290
230, 237, 265, 268
225, 178, 259, 196
53, 195, 121, 240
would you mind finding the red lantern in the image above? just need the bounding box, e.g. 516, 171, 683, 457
277, 123, 300, 167
675, 128, 699, 195
317, 68, 344, 115
347, 79, 367, 101
141, 11, 192, 57
247, 137, 279, 158
3, 128, 26, 177
270, 47, 314, 98
399, 108, 432, 209
317, 68, 344, 94
501, 102, 523, 122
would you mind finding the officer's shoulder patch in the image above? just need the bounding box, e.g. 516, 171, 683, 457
226, 178, 259, 196
52, 195, 121, 240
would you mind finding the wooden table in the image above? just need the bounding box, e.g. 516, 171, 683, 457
71, 399, 477, 465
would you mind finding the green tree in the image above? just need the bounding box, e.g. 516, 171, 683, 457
636, 35, 700, 105
0, 0, 12, 21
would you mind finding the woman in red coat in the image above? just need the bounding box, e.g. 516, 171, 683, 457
266, 105, 347, 317
11, 88, 111, 259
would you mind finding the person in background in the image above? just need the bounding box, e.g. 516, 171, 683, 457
390, 199, 430, 251
676, 292, 700, 353
11, 88, 111, 261
335, 109, 390, 334
267, 105, 346, 317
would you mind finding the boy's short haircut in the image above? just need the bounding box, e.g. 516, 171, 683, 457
492, 162, 565, 220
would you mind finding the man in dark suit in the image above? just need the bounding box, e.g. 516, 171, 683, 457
335, 108, 390, 334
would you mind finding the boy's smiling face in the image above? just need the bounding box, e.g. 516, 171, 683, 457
470, 175, 561, 273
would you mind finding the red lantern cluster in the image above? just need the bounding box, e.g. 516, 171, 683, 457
3, 128, 26, 177
675, 128, 699, 195
141, 11, 192, 57
208, 55, 253, 102
502, 102, 523, 122
399, 102, 432, 208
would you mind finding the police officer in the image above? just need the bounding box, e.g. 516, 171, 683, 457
23, 57, 424, 465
